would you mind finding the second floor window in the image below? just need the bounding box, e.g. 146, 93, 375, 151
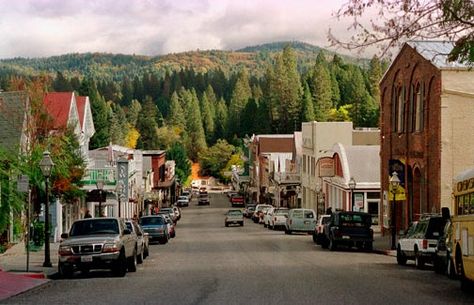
397, 87, 406, 133
414, 84, 424, 132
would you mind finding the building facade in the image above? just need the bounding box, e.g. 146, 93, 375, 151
380, 41, 474, 233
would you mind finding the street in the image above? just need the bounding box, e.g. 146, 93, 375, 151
2, 193, 474, 305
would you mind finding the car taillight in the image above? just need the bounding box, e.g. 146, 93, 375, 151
422, 239, 428, 249
289, 219, 292, 225
274, 217, 277, 222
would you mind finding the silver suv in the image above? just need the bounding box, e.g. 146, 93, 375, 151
58, 217, 137, 278
397, 215, 447, 269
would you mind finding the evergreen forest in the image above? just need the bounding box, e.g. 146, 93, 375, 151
0, 41, 387, 182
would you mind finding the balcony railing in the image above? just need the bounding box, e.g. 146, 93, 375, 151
273, 172, 301, 184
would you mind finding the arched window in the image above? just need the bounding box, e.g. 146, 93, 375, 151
397, 87, 406, 133
414, 83, 424, 132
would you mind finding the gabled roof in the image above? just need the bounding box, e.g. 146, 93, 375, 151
76, 96, 86, 129
43, 92, 74, 129
0, 91, 29, 153
333, 143, 380, 186
406, 41, 469, 69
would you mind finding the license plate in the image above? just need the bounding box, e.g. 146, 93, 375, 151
342, 235, 350, 239
304, 221, 310, 224
81, 255, 93, 262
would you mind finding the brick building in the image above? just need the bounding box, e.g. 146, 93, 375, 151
380, 41, 474, 233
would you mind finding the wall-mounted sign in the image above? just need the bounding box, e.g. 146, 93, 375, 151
318, 157, 335, 177
117, 159, 129, 201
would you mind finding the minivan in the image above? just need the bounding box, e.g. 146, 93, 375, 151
285, 208, 316, 234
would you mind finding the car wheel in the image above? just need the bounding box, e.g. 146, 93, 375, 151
448, 258, 457, 279
112, 251, 127, 277
59, 262, 74, 279
225, 223, 229, 227
329, 238, 337, 251
137, 248, 144, 264
240, 221, 244, 226
364, 241, 373, 252
128, 249, 137, 272
312, 234, 318, 244
161, 236, 168, 244
321, 238, 329, 249
415, 249, 425, 269
285, 228, 291, 235
144, 246, 149, 259
396, 246, 407, 265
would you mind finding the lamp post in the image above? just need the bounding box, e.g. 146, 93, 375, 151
39, 150, 54, 268
349, 177, 356, 211
390, 171, 400, 250
96, 178, 105, 217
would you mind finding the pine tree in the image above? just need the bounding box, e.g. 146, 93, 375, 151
311, 52, 332, 121
80, 79, 109, 149
214, 98, 228, 141
185, 90, 207, 161
168, 91, 186, 131
166, 142, 191, 183
126, 99, 142, 127
52, 71, 73, 92
200, 93, 215, 144
136, 97, 160, 149
301, 81, 315, 122
228, 68, 251, 138
368, 55, 382, 104
121, 77, 133, 106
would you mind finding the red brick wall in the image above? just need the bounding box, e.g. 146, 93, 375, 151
380, 44, 442, 230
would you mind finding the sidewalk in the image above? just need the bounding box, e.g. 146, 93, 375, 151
373, 232, 396, 257
0, 241, 59, 302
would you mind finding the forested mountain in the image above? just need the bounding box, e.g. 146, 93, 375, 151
0, 41, 367, 80
1, 43, 387, 181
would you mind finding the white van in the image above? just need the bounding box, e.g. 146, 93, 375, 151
285, 208, 316, 234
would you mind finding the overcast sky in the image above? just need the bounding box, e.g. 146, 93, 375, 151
0, 0, 364, 59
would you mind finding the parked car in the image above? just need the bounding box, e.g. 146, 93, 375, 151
230, 194, 245, 207
397, 214, 447, 269
263, 207, 276, 227
172, 206, 181, 221
227, 191, 239, 198
125, 220, 149, 264
160, 208, 178, 224
433, 220, 456, 278
252, 204, 272, 223
181, 190, 192, 201
320, 211, 373, 251
312, 214, 332, 244
269, 208, 289, 230
177, 196, 190, 207
285, 209, 316, 234
58, 217, 137, 278
225, 209, 244, 227
159, 214, 176, 238
139, 215, 169, 244
243, 205, 256, 218
198, 193, 210, 205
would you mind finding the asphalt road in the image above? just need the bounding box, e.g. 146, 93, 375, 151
2, 192, 474, 305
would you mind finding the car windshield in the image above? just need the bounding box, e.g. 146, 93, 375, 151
140, 216, 165, 226
70, 219, 119, 236
179, 196, 188, 200
125, 222, 133, 231
321, 216, 331, 225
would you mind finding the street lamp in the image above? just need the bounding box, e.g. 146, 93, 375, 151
39, 150, 54, 268
348, 177, 356, 211
96, 178, 105, 217
390, 171, 400, 250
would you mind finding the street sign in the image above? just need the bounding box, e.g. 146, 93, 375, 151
17, 175, 29, 193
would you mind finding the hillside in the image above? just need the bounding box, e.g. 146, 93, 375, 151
0, 41, 368, 80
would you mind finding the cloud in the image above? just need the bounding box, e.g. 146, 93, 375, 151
0, 0, 366, 59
